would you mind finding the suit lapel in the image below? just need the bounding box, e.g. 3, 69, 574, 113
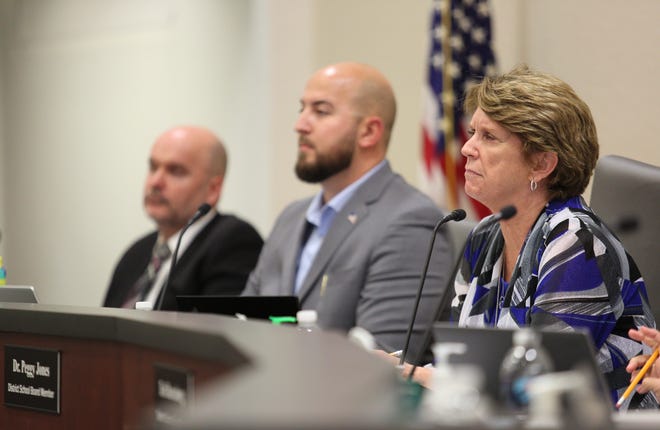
297, 163, 395, 301
172, 213, 220, 267
297, 204, 368, 300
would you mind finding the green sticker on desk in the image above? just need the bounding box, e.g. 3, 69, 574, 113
269, 316, 297, 325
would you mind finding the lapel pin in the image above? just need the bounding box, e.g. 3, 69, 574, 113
347, 213, 358, 224
320, 274, 328, 297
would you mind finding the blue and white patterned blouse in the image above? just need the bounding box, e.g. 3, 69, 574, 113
451, 196, 656, 408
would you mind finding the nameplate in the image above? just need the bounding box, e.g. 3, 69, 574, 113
4, 345, 61, 414
153, 363, 194, 424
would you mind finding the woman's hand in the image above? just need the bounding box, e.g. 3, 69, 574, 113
372, 349, 434, 388
626, 326, 660, 396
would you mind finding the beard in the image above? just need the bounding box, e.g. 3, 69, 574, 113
295, 136, 355, 183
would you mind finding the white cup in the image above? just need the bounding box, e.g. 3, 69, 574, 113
135, 301, 153, 311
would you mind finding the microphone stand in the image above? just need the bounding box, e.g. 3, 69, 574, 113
399, 209, 466, 366
407, 241, 466, 379
406, 205, 517, 379
155, 203, 212, 310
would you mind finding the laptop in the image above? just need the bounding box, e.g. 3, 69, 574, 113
432, 324, 613, 411
0, 285, 39, 304
175, 295, 299, 321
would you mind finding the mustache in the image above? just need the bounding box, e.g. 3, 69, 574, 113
144, 189, 169, 205
298, 136, 315, 148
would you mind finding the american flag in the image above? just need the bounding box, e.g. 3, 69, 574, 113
421, 0, 496, 220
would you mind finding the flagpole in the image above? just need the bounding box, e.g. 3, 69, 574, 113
440, 0, 458, 210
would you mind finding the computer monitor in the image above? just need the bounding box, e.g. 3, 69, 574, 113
432, 324, 613, 410
0, 285, 39, 304
175, 295, 299, 321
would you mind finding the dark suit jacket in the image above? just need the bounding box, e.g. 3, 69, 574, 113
104, 212, 263, 310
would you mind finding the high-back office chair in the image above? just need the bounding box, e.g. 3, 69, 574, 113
589, 155, 660, 320
435, 218, 477, 321
446, 218, 477, 261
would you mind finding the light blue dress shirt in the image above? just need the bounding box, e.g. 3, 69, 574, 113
294, 161, 387, 294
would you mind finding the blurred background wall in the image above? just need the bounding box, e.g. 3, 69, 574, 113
0, 0, 658, 306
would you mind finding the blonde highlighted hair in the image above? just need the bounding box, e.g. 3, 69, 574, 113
464, 65, 599, 200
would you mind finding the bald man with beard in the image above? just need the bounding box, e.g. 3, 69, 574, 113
243, 63, 453, 361
104, 126, 263, 310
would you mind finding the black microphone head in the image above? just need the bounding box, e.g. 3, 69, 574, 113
499, 205, 517, 221
198, 203, 212, 216
616, 215, 639, 233
451, 209, 467, 222
433, 208, 467, 232
185, 203, 213, 228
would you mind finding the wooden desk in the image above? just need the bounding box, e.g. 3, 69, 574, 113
0, 303, 399, 429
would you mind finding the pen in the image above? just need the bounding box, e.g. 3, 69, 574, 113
389, 350, 403, 358
615, 347, 659, 409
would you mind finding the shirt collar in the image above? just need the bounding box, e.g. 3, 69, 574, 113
305, 160, 387, 228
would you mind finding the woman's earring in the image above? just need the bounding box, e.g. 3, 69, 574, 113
530, 178, 538, 192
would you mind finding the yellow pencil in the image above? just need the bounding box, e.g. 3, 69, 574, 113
615, 348, 659, 409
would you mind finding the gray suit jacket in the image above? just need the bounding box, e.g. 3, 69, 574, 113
243, 162, 453, 361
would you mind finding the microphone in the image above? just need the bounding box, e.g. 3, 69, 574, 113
399, 208, 467, 366
485, 205, 517, 225
155, 203, 212, 310
615, 215, 639, 234
407, 204, 517, 378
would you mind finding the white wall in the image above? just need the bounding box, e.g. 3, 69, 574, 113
0, 0, 10, 259
522, 0, 660, 168
0, 0, 658, 306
